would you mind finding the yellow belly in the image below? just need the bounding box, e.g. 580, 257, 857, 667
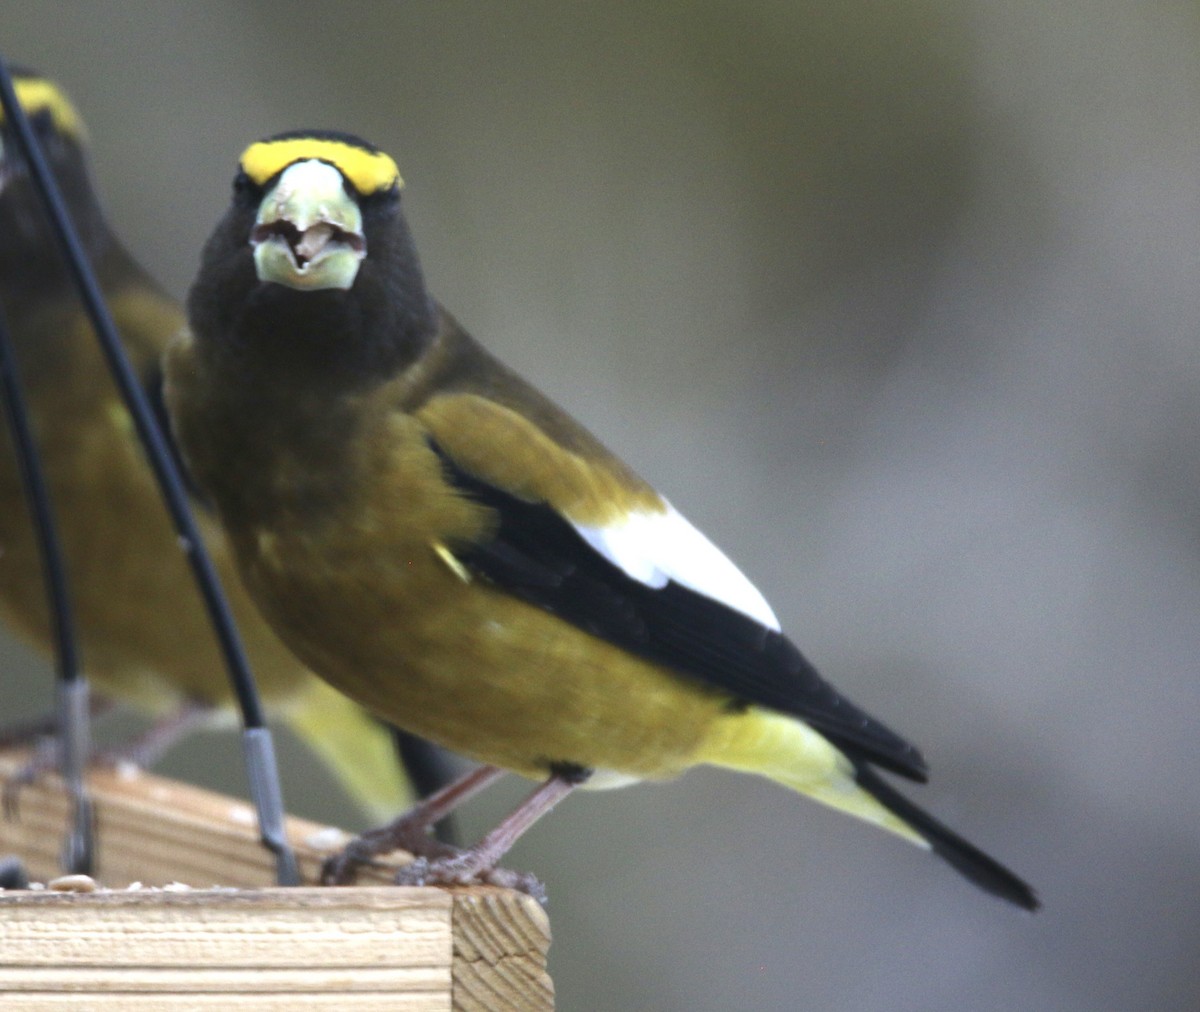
240, 521, 731, 782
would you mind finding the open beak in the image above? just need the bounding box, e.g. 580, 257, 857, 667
251, 158, 366, 291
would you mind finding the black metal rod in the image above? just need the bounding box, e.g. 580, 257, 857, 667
0, 58, 297, 884
0, 304, 93, 874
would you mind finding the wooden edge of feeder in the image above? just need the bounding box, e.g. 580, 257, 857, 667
0, 748, 553, 1011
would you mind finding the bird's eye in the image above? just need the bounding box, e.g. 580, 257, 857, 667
29, 108, 54, 136
361, 184, 401, 211
231, 171, 261, 206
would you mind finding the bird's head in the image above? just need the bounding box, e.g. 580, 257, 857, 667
0, 69, 106, 285
188, 130, 436, 382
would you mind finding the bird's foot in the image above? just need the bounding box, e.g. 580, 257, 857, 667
2, 702, 210, 820
362, 769, 573, 902
394, 852, 547, 903
323, 821, 547, 901
322, 765, 510, 885
321, 816, 461, 885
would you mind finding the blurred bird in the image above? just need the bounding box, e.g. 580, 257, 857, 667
0, 70, 452, 825
166, 130, 1038, 909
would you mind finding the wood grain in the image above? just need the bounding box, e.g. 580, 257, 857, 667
0, 749, 553, 1010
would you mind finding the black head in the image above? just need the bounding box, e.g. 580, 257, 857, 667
0, 69, 110, 289
187, 130, 436, 386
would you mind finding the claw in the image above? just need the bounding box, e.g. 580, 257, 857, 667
393, 852, 548, 903
322, 820, 461, 885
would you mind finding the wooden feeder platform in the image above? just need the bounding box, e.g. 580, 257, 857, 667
0, 749, 553, 1010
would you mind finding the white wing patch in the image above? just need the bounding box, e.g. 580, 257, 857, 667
572, 502, 781, 632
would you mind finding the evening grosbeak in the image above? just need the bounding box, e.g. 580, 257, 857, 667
165, 131, 1037, 909
0, 70, 451, 823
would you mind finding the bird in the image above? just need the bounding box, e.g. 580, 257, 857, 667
0, 69, 454, 826
164, 128, 1038, 910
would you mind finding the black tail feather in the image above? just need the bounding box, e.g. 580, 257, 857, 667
852, 759, 1039, 911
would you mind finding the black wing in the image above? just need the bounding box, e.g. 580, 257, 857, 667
432, 442, 927, 782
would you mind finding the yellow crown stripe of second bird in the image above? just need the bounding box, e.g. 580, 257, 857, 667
240, 138, 402, 196
2, 75, 85, 141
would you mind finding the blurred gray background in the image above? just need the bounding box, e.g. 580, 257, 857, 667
2, 2, 1198, 1009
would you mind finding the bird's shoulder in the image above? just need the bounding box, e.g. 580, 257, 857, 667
371, 307, 782, 634
387, 307, 662, 526
106, 273, 187, 365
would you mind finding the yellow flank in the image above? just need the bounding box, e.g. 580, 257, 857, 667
417, 394, 663, 525
5, 75, 85, 140
697, 707, 927, 847
240, 138, 402, 196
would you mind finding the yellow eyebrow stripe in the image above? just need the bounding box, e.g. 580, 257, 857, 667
2, 77, 85, 140
240, 138, 403, 195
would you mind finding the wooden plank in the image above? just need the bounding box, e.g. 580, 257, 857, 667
0, 888, 450, 1009
452, 890, 556, 1012
0, 749, 347, 888
0, 749, 553, 1010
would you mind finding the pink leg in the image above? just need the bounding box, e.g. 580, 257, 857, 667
322, 764, 506, 884
3, 700, 211, 819
0, 696, 114, 749
394, 771, 581, 901
101, 700, 213, 768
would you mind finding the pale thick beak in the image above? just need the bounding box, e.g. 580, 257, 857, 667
251, 159, 366, 291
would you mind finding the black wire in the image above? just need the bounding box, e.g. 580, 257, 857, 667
0, 59, 266, 729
